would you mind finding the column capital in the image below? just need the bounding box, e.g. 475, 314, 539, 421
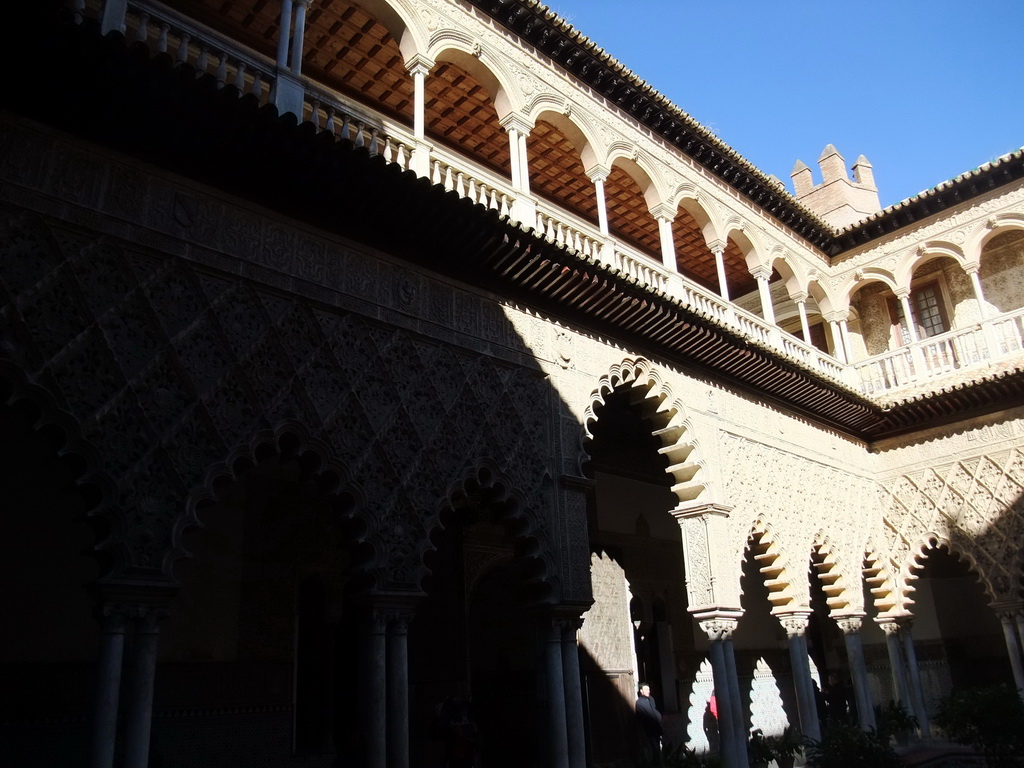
822, 309, 851, 323
649, 202, 676, 222
777, 610, 812, 637
876, 615, 912, 636
706, 239, 727, 254
835, 614, 864, 634
893, 286, 912, 300
670, 502, 733, 522
499, 112, 533, 136
585, 164, 611, 184
405, 53, 435, 77
790, 290, 809, 304
749, 264, 772, 281
962, 260, 981, 275
697, 615, 740, 641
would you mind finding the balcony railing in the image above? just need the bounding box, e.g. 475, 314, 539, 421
852, 307, 1024, 397
78, 0, 1024, 403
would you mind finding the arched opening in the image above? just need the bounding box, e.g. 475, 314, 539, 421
908, 546, 1006, 698
671, 205, 717, 292
605, 163, 660, 257
979, 229, 1024, 315
582, 382, 699, 762
413, 471, 547, 768
530, 117, 599, 226
163, 448, 360, 764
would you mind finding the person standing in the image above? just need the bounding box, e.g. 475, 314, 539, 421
635, 683, 663, 763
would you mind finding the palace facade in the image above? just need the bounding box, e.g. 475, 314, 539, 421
3, 2, 1024, 767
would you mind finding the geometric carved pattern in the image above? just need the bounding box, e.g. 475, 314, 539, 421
880, 449, 1024, 605
0, 210, 556, 592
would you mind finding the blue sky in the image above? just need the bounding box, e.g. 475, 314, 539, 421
543, 1, 1024, 209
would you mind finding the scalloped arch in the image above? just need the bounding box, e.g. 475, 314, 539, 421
895, 534, 996, 615
863, 541, 900, 618
810, 532, 857, 615
173, 422, 361, 580
420, 461, 557, 602
745, 516, 803, 613
583, 357, 708, 504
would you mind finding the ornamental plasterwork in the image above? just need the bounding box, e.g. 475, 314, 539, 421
719, 433, 876, 596
837, 183, 1024, 277
880, 448, 1024, 602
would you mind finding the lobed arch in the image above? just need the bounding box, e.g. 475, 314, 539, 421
895, 241, 967, 288
744, 516, 805, 614
174, 423, 362, 583
581, 357, 709, 504
425, 462, 556, 604
895, 534, 997, 616
809, 532, 859, 615
0, 360, 117, 577
863, 542, 900, 619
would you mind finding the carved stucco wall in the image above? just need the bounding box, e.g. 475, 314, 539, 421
875, 410, 1024, 609
0, 115, 593, 599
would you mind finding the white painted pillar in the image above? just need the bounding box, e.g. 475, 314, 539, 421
518, 131, 531, 196
838, 616, 876, 730
91, 608, 127, 768
123, 612, 161, 768
289, 0, 310, 74
276, 0, 294, 69
561, 618, 586, 768
781, 613, 820, 741
826, 315, 848, 363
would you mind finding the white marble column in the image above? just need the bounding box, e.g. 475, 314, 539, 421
91, 607, 128, 768
997, 609, 1024, 697
407, 57, 433, 177
123, 611, 162, 768
701, 618, 746, 768
780, 613, 820, 741
900, 620, 931, 739
588, 167, 611, 237
838, 616, 876, 730
100, 0, 128, 34
276, 0, 294, 69
387, 610, 413, 768
965, 265, 990, 320
363, 611, 388, 768
895, 290, 920, 343
543, 618, 570, 768
793, 291, 812, 343
502, 115, 535, 225
709, 244, 730, 301
879, 621, 913, 714
560, 617, 586, 768
751, 267, 776, 325
723, 635, 749, 768
289, 0, 310, 74
650, 204, 676, 271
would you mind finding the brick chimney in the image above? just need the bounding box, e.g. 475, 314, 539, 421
790, 145, 882, 229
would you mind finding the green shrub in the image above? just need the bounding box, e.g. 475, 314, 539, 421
933, 683, 1024, 766
803, 722, 906, 768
